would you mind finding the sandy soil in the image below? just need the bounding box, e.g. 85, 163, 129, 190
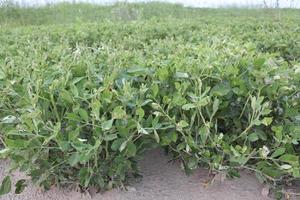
0, 149, 291, 200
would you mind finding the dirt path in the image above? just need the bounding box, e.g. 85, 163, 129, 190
0, 149, 275, 200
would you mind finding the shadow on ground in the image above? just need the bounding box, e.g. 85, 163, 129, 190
0, 149, 276, 200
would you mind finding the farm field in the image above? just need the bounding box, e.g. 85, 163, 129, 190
0, 2, 299, 200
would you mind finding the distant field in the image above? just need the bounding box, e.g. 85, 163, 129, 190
1, 2, 300, 26
0, 3, 299, 198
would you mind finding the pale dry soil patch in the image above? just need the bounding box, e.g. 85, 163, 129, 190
0, 149, 297, 200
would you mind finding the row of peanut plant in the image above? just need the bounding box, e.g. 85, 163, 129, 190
0, 8, 299, 198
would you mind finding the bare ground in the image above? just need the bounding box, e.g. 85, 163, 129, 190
0, 149, 293, 200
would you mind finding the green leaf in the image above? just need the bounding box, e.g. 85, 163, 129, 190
182, 103, 196, 111
0, 149, 10, 159
272, 126, 283, 141
0, 69, 6, 80
112, 106, 126, 119
279, 154, 299, 165
126, 67, 150, 76
271, 147, 286, 158
5, 139, 28, 149
101, 119, 114, 131
15, 179, 26, 194
157, 68, 169, 81
228, 169, 241, 178
153, 129, 160, 143
262, 117, 273, 126
199, 126, 209, 145
187, 157, 198, 170
91, 100, 101, 121
68, 152, 80, 167
151, 84, 159, 97
138, 126, 149, 135
256, 130, 267, 141
169, 132, 178, 142
177, 120, 189, 129
119, 140, 128, 152
70, 84, 79, 97
254, 57, 266, 68
136, 108, 145, 120
79, 168, 91, 188
197, 96, 210, 107
293, 168, 300, 177
161, 132, 178, 146
68, 127, 80, 141
248, 133, 259, 142
175, 72, 189, 78
111, 138, 126, 151
1, 116, 16, 124
66, 113, 81, 122
103, 134, 118, 141
60, 90, 73, 104
0, 176, 11, 195
280, 164, 292, 170
212, 98, 220, 116
78, 108, 89, 122
261, 167, 282, 179
126, 142, 137, 157
151, 103, 160, 110
211, 82, 231, 96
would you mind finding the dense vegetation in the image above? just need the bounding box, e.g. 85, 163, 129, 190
0, 2, 299, 198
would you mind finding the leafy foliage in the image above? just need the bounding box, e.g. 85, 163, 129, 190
0, 3, 299, 196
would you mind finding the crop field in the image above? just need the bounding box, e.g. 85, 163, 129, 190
0, 2, 299, 199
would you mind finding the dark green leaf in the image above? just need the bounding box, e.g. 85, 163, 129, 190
0, 176, 11, 195
15, 179, 26, 194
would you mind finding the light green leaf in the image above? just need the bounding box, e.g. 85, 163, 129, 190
280, 164, 292, 170
0, 149, 10, 159
103, 134, 118, 141
136, 108, 145, 120
138, 126, 149, 135
262, 117, 273, 126
68, 152, 80, 167
197, 96, 210, 107
112, 106, 126, 119
91, 100, 101, 121
154, 129, 160, 143
177, 120, 189, 129
101, 119, 114, 131
182, 103, 196, 111
119, 140, 128, 152
175, 72, 189, 78
1, 116, 16, 124
157, 68, 169, 81
212, 98, 220, 116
